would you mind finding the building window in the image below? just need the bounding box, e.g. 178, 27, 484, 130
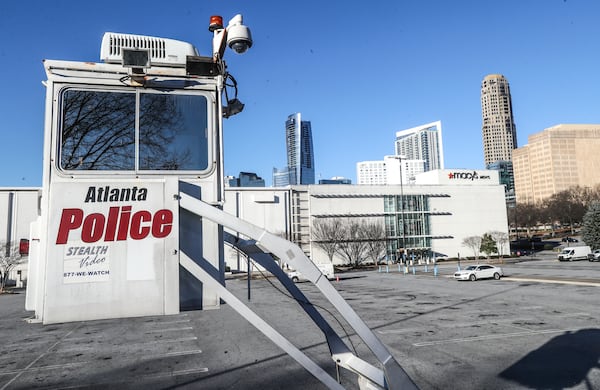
384, 195, 432, 260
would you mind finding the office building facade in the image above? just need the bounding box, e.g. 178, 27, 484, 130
513, 124, 600, 204
395, 121, 444, 171
481, 74, 518, 165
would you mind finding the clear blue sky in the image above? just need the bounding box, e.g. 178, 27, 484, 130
1, 0, 599, 187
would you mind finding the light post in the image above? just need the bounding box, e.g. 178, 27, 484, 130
391, 155, 407, 264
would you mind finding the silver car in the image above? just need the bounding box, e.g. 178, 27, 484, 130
454, 264, 503, 281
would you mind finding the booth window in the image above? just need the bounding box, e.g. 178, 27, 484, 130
59, 88, 210, 173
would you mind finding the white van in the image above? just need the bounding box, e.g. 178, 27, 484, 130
558, 246, 591, 261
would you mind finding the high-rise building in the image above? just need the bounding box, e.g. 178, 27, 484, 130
481, 74, 518, 165
272, 167, 291, 187
227, 172, 265, 187
513, 124, 600, 204
356, 156, 424, 185
486, 160, 515, 205
273, 113, 315, 186
395, 121, 444, 171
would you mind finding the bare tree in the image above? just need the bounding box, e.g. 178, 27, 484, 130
462, 236, 482, 260
0, 242, 22, 292
362, 219, 387, 264
515, 202, 543, 238
489, 231, 509, 258
311, 218, 344, 263
336, 219, 368, 266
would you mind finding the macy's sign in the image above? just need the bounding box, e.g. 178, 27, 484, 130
447, 171, 491, 180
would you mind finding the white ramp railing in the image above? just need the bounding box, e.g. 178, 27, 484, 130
179, 192, 418, 390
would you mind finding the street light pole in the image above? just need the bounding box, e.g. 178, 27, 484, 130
398, 156, 407, 264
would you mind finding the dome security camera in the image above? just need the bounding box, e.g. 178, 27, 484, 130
225, 14, 252, 54
227, 23, 252, 54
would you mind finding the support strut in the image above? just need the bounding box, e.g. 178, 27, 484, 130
179, 192, 418, 390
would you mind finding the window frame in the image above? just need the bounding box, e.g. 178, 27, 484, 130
55, 84, 215, 177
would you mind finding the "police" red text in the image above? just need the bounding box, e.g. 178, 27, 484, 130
56, 206, 173, 244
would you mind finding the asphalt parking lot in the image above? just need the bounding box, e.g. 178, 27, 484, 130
1, 256, 599, 389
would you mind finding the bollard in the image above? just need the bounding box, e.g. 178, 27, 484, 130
424, 264, 428, 273
412, 266, 416, 275
434, 265, 438, 277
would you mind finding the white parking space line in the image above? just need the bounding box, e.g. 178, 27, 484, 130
143, 367, 209, 379
165, 349, 203, 357
170, 368, 209, 376
153, 319, 191, 325
0, 362, 90, 376
503, 277, 600, 287
147, 336, 198, 343
144, 326, 194, 333
412, 328, 580, 347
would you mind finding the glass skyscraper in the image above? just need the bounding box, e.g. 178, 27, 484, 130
273, 113, 315, 186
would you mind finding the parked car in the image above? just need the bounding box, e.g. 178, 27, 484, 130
287, 263, 334, 283
287, 270, 305, 283
588, 250, 600, 262
562, 237, 578, 243
454, 264, 503, 281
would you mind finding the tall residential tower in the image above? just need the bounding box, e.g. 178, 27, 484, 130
481, 74, 518, 203
481, 74, 518, 165
395, 121, 444, 171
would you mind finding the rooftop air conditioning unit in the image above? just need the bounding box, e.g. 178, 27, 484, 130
100, 32, 199, 68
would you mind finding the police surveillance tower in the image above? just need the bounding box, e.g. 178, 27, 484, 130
25, 14, 416, 390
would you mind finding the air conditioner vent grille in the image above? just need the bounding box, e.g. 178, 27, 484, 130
100, 32, 199, 67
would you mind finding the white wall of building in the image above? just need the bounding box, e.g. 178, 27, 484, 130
308, 181, 507, 262
356, 160, 387, 185
222, 175, 508, 267
357, 156, 425, 186
222, 188, 292, 271
0, 188, 39, 246
0, 188, 40, 284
